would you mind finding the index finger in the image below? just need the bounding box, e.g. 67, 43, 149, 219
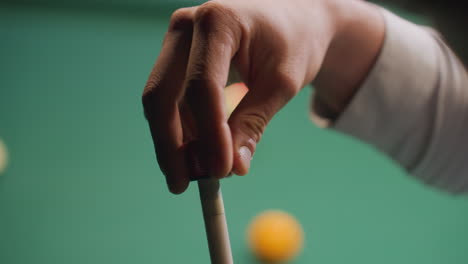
142, 8, 195, 193
183, 3, 243, 179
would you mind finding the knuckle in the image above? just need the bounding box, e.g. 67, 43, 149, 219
194, 1, 237, 34
141, 90, 158, 120
195, 2, 225, 25
186, 72, 219, 90
274, 67, 301, 99
183, 77, 218, 109
142, 77, 165, 121
142, 74, 160, 105
193, 1, 243, 51
141, 88, 155, 108
237, 111, 269, 143
168, 8, 194, 32
185, 62, 221, 93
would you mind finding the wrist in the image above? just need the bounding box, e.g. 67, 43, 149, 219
314, 0, 385, 119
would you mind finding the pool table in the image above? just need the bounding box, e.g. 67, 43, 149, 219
1, 1, 467, 263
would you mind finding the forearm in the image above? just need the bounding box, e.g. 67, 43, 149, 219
313, 0, 385, 120
312, 7, 468, 193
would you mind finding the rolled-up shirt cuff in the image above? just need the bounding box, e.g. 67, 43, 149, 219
310, 9, 468, 192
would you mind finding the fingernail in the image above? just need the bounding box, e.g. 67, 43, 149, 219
239, 146, 252, 169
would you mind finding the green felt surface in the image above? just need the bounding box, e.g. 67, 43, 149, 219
0, 3, 467, 264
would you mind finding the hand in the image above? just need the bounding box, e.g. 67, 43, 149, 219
142, 0, 384, 193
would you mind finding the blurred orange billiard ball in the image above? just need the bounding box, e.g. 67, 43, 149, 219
224, 82, 248, 116
247, 210, 304, 263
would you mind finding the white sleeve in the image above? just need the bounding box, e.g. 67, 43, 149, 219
311, 9, 468, 193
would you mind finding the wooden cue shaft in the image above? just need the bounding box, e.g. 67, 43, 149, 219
198, 178, 233, 264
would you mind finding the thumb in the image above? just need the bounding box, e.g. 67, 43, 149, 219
228, 76, 299, 175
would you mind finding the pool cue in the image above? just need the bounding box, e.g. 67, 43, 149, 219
196, 68, 240, 264
198, 179, 233, 264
